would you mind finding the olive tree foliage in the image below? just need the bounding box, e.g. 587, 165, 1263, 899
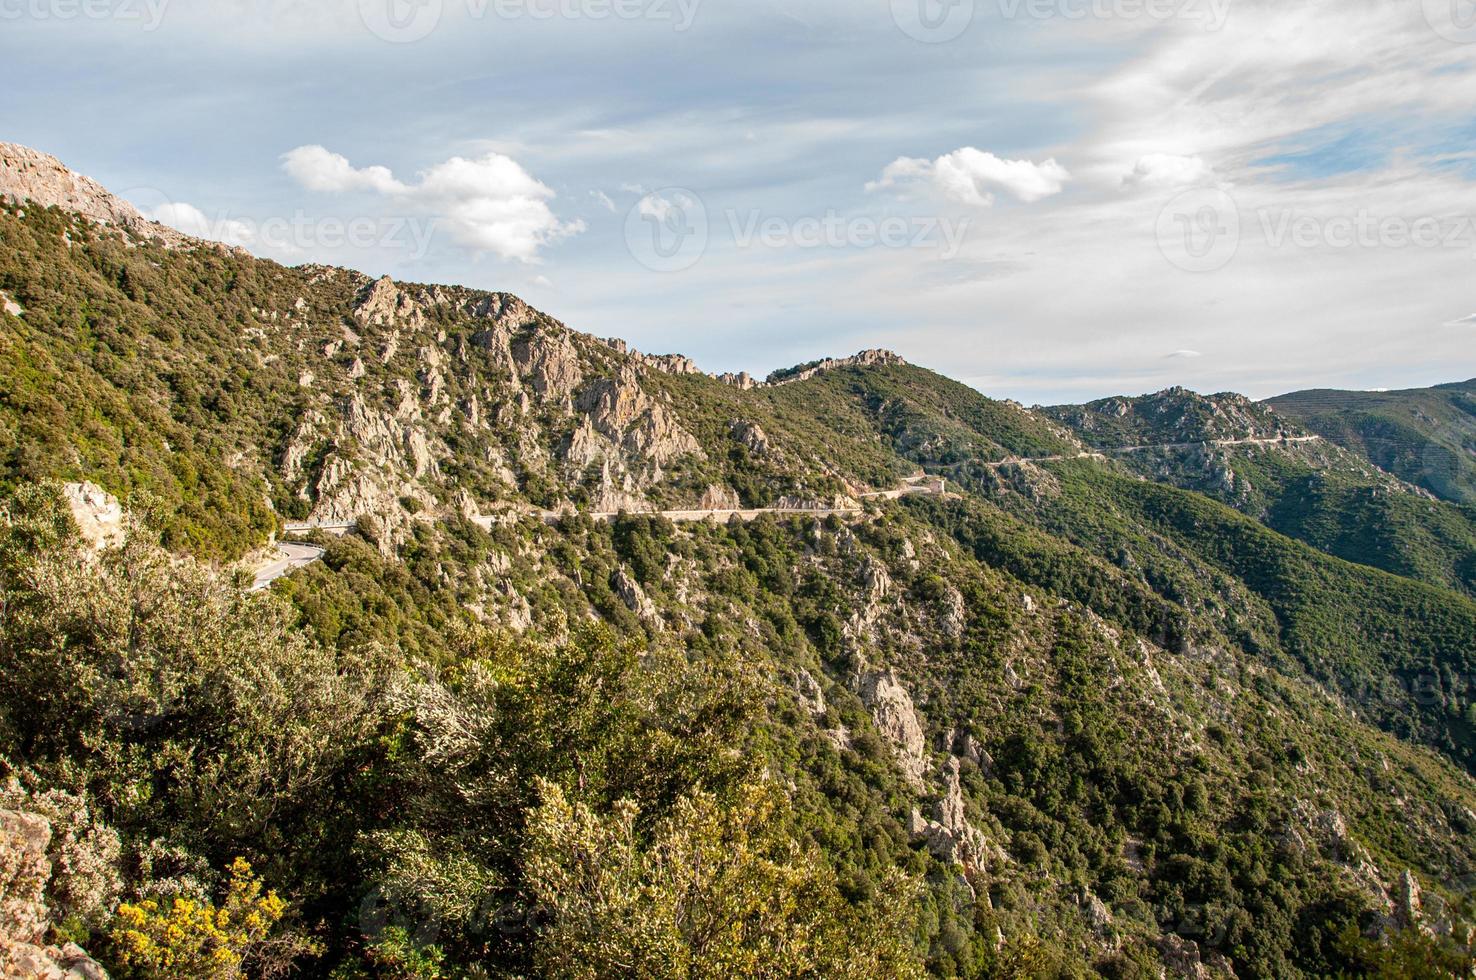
0, 483, 390, 854
525, 778, 925, 980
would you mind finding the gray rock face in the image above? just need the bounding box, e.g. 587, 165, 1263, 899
514, 329, 583, 401
573, 368, 702, 466
730, 420, 770, 455
1396, 868, 1427, 933
908, 758, 991, 867
857, 671, 929, 789
698, 485, 741, 510
611, 568, 660, 626
1, 810, 51, 947
793, 669, 827, 717
0, 143, 194, 251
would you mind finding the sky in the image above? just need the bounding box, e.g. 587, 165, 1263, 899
2, 0, 1474, 404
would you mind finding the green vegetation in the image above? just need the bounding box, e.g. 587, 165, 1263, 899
3, 202, 1476, 977
1269, 380, 1476, 504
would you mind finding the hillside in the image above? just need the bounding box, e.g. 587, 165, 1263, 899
3, 145, 1476, 979
1268, 380, 1476, 505
1044, 388, 1476, 598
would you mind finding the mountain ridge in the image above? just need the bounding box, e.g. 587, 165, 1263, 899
5, 143, 1476, 978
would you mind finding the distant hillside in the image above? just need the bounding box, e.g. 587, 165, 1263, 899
1269, 380, 1476, 504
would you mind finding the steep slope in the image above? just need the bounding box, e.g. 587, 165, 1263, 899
4, 145, 1476, 978
1044, 388, 1476, 597
1269, 379, 1476, 505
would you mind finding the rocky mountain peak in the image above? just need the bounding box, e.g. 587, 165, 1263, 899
766, 349, 907, 386
0, 142, 193, 248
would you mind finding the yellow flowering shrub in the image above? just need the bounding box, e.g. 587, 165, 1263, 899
110, 858, 286, 979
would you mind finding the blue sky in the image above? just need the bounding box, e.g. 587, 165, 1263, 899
3, 0, 1475, 403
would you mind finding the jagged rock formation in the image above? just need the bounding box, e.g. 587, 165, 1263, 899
908, 758, 991, 867
0, 810, 108, 979
611, 567, 660, 626
0, 142, 193, 250
730, 420, 770, 455
571, 367, 703, 466
856, 670, 929, 789
767, 349, 906, 386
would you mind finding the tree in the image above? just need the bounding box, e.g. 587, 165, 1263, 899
525, 778, 924, 979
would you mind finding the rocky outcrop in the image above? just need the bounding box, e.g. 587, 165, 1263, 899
61, 483, 125, 553
0, 809, 108, 980
937, 584, 967, 639
767, 349, 906, 386
698, 485, 741, 510
1, 811, 50, 952
572, 368, 702, 465
633, 352, 701, 376
857, 671, 929, 789
0, 142, 194, 251
1155, 933, 1238, 979
1286, 801, 1391, 914
730, 420, 770, 455
513, 329, 583, 402
717, 371, 761, 390
793, 669, 827, 717
279, 393, 438, 545
908, 758, 990, 866
0, 291, 21, 318
612, 568, 659, 626
1395, 869, 1428, 934
354, 275, 430, 331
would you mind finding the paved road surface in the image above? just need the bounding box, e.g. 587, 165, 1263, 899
250, 541, 327, 591
978, 434, 1321, 468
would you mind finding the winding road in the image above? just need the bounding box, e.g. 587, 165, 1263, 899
977, 434, 1321, 468
249, 435, 1321, 589
249, 541, 327, 592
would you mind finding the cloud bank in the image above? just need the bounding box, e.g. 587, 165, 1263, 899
281, 145, 584, 262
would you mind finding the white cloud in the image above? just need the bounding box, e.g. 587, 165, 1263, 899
149, 201, 257, 249
1124, 154, 1212, 188
591, 190, 617, 212
1166, 349, 1203, 359
281, 146, 405, 194
281, 146, 583, 262
868, 148, 1071, 206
